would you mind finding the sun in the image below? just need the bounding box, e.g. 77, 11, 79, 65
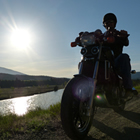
11, 28, 31, 49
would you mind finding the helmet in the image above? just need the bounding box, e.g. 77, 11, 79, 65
103, 13, 117, 27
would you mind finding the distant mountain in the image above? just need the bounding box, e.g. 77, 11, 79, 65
0, 73, 70, 88
131, 72, 140, 80
0, 67, 69, 82
0, 67, 25, 75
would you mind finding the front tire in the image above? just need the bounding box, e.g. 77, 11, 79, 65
61, 76, 95, 140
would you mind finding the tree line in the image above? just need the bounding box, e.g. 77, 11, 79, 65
0, 78, 139, 88
0, 78, 69, 88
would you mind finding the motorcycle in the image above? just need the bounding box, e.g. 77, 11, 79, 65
61, 30, 135, 140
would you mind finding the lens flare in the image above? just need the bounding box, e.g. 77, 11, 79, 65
97, 95, 101, 99
72, 79, 90, 101
72, 77, 95, 102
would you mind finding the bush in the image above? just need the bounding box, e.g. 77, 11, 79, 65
54, 85, 58, 91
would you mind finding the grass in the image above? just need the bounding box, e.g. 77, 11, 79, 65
134, 85, 140, 93
0, 85, 64, 100
0, 102, 61, 139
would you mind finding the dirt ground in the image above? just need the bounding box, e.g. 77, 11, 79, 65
8, 95, 140, 140
88, 96, 140, 140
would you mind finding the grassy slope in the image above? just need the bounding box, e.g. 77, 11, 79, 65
0, 102, 61, 139
135, 85, 140, 91
0, 85, 63, 100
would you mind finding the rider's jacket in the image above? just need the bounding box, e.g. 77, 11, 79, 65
103, 29, 129, 58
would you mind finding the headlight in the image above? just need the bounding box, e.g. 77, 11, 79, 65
91, 47, 99, 55
80, 47, 87, 55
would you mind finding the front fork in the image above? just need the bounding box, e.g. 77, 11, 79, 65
79, 44, 103, 117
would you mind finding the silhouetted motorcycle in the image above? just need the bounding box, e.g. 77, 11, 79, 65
61, 30, 135, 140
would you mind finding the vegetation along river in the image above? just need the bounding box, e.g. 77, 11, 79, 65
0, 89, 63, 116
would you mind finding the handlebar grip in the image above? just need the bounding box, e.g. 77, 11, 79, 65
71, 42, 77, 47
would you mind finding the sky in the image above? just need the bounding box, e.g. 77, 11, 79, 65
0, 0, 140, 78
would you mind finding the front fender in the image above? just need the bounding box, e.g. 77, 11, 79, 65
74, 74, 93, 81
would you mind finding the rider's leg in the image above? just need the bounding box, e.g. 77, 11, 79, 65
114, 53, 138, 96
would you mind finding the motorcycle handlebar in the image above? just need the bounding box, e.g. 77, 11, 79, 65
71, 33, 130, 47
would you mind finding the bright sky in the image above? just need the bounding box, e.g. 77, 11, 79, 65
0, 0, 140, 78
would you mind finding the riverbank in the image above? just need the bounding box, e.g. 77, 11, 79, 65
0, 102, 70, 140
0, 85, 64, 100
0, 86, 139, 140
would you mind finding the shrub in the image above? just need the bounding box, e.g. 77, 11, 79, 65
54, 85, 58, 91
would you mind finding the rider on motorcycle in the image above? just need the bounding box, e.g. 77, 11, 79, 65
103, 13, 138, 99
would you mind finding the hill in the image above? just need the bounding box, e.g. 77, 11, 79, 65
0, 73, 70, 88
0, 67, 68, 81
0, 73, 52, 81
0, 67, 70, 88
0, 67, 25, 75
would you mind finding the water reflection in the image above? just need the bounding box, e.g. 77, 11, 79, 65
12, 97, 30, 115
0, 89, 63, 116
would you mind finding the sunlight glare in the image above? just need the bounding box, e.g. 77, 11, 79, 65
13, 97, 30, 116
11, 28, 31, 49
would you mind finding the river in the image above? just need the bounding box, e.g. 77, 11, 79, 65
0, 89, 63, 116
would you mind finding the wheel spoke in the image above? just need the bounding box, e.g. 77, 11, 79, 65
72, 101, 90, 131
79, 116, 84, 128
74, 112, 79, 125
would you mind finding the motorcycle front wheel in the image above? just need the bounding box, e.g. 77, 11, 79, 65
61, 76, 95, 140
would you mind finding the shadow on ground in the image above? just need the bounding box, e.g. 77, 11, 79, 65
91, 119, 140, 140
86, 110, 140, 140
117, 110, 140, 125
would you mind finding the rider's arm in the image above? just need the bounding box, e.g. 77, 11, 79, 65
119, 30, 129, 46
115, 30, 129, 46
